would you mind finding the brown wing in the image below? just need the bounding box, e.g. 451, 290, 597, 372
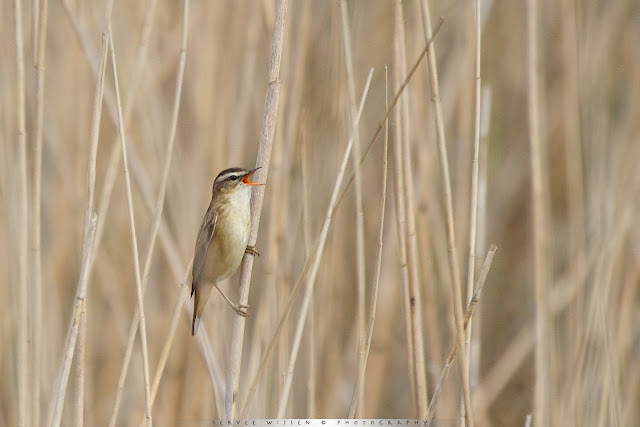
191, 207, 217, 297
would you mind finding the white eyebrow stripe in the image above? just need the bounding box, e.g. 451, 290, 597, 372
215, 171, 243, 183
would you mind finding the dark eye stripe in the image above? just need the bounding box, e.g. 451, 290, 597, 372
215, 171, 243, 183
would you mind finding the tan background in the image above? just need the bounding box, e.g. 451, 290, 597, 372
1, 0, 639, 425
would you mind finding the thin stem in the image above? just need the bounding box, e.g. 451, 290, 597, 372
419, 1, 473, 424
394, 0, 428, 415
60, 0, 160, 271
465, 0, 483, 397
49, 214, 98, 427
276, 69, 374, 418
301, 119, 316, 417
240, 238, 317, 417
73, 26, 110, 427
338, 0, 367, 417
151, 287, 186, 404
62, 2, 224, 420
349, 65, 390, 418
74, 303, 87, 427
224, 0, 288, 418
333, 18, 446, 233
425, 244, 497, 425
48, 31, 109, 427
392, 13, 415, 412
526, 0, 550, 424
472, 232, 614, 419
14, 0, 29, 425
241, 26, 443, 415
137, 261, 195, 427
32, 0, 50, 423
471, 86, 492, 390
107, 0, 189, 423
108, 30, 153, 427
63, 4, 209, 411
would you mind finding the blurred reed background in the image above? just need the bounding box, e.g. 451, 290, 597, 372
1, 0, 639, 425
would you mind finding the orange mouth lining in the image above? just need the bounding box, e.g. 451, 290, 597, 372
242, 169, 260, 185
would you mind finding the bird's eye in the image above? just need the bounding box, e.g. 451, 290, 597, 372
229, 175, 238, 181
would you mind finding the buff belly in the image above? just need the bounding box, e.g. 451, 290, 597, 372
201, 209, 250, 283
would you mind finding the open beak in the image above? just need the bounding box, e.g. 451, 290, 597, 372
241, 167, 262, 186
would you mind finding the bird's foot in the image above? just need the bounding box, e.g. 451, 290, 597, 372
245, 245, 260, 257
233, 304, 250, 317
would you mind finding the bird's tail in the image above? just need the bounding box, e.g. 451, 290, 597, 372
191, 283, 212, 336
192, 313, 200, 336
192, 287, 200, 335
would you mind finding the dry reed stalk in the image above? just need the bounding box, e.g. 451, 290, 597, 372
200, 322, 226, 412
241, 131, 284, 415
61, 0, 159, 262
276, 24, 443, 416
471, 218, 628, 420
136, 263, 195, 426
87, 137, 217, 423
73, 24, 112, 427
470, 302, 541, 420
275, 68, 375, 418
255, 53, 288, 412
617, 249, 640, 426
47, 31, 109, 427
14, 0, 29, 425
59, 4, 186, 390
108, 30, 153, 426
64, 2, 223, 411
32, 0, 49, 423
560, 0, 585, 297
225, 4, 262, 159
419, 1, 473, 424
614, 248, 640, 422
150, 286, 187, 405
465, 0, 483, 388
559, 3, 587, 420
349, 65, 390, 418
322, 24, 444, 408
300, 127, 316, 417
272, 112, 289, 416
574, 201, 630, 425
240, 124, 330, 418
526, 0, 551, 424
31, 0, 38, 62
240, 243, 314, 416
224, 0, 288, 418
425, 244, 496, 426
393, 0, 429, 415
74, 302, 86, 427
107, 0, 189, 423
338, 0, 368, 417
334, 18, 445, 213
417, 2, 493, 158
470, 86, 491, 389
283, 2, 312, 152
49, 214, 98, 427
286, 19, 442, 415
594, 253, 623, 426
391, 11, 416, 413
415, 128, 443, 400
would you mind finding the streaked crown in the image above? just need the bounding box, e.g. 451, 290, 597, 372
212, 167, 260, 194
214, 167, 248, 184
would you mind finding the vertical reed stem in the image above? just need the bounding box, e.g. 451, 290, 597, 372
526, 0, 551, 424
224, 0, 288, 418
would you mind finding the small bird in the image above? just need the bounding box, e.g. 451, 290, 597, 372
191, 167, 261, 335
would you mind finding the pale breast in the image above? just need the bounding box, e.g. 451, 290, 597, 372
202, 189, 251, 282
